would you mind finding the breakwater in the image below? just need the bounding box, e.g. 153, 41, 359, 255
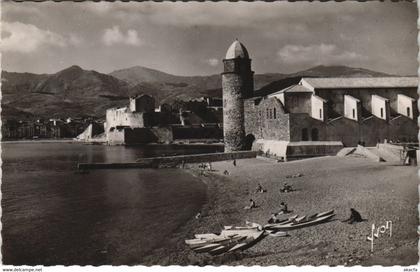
77, 151, 257, 170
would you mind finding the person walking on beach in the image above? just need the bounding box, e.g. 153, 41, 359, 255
233, 159, 237, 167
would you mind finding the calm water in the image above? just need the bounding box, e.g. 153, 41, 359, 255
1, 142, 218, 265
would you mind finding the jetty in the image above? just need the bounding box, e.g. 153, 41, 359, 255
77, 151, 257, 170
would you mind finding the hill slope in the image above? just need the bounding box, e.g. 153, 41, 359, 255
2, 65, 391, 120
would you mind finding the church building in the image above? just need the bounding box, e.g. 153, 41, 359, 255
221, 40, 418, 159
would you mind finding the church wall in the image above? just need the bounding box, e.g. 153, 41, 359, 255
288, 114, 326, 142
245, 97, 290, 141
344, 95, 360, 121
315, 87, 417, 116
397, 94, 416, 119
389, 116, 417, 143
311, 95, 326, 121
325, 118, 360, 146
244, 99, 262, 139
360, 117, 389, 146
284, 92, 312, 114
371, 95, 389, 120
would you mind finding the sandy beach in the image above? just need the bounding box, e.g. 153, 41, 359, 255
144, 155, 418, 266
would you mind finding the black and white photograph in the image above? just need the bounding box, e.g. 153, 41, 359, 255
1, 1, 419, 269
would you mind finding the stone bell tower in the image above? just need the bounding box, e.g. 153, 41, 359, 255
222, 40, 254, 152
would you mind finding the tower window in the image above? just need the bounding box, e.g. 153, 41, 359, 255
269, 109, 272, 119
352, 109, 355, 119
380, 108, 384, 118
319, 109, 322, 119
273, 108, 276, 119
266, 109, 269, 119
407, 107, 410, 117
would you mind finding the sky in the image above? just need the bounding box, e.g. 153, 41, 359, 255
1, 2, 418, 76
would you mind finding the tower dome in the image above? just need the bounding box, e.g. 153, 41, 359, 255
225, 40, 249, 59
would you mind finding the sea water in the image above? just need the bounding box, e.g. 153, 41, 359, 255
1, 142, 217, 265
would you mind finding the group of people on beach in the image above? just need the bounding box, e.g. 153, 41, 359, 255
196, 158, 365, 226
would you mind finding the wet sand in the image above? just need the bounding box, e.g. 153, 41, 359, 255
152, 156, 418, 266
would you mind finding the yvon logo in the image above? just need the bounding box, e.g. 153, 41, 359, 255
366, 220, 392, 252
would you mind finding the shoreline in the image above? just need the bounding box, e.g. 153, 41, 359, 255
1, 139, 77, 144
144, 156, 418, 266
1, 139, 224, 147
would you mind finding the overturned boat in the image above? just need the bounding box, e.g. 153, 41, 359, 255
264, 210, 335, 232
185, 228, 266, 255
186, 210, 335, 255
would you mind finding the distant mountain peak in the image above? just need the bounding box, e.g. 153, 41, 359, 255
60, 65, 83, 72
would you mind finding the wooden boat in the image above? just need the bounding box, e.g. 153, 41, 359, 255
265, 214, 299, 228
186, 228, 266, 255
264, 210, 335, 231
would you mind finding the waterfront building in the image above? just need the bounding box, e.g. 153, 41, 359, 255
221, 40, 418, 158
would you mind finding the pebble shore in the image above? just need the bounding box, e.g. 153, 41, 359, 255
143, 156, 418, 266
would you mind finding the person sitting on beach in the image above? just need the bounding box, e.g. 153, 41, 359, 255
195, 211, 202, 219
342, 208, 363, 224
281, 182, 293, 193
278, 202, 288, 214
255, 183, 266, 193
268, 213, 279, 224
244, 199, 256, 210
223, 170, 229, 175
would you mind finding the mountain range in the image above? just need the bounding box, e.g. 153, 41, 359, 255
1, 65, 391, 120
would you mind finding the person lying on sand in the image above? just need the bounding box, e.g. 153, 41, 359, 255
280, 182, 293, 193
342, 208, 364, 224
244, 199, 256, 210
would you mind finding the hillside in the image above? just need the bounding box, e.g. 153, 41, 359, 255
2, 66, 130, 120
1, 65, 391, 120
110, 66, 285, 103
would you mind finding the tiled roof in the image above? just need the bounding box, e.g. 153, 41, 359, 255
302, 77, 418, 89
269, 84, 312, 96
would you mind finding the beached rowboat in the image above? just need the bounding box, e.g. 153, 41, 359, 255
185, 228, 266, 255
263, 210, 335, 231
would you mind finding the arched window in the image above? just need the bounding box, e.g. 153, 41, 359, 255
301, 128, 308, 141
380, 108, 384, 118
352, 109, 356, 119
311, 128, 319, 141
273, 108, 277, 119
407, 107, 410, 117
269, 109, 272, 119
